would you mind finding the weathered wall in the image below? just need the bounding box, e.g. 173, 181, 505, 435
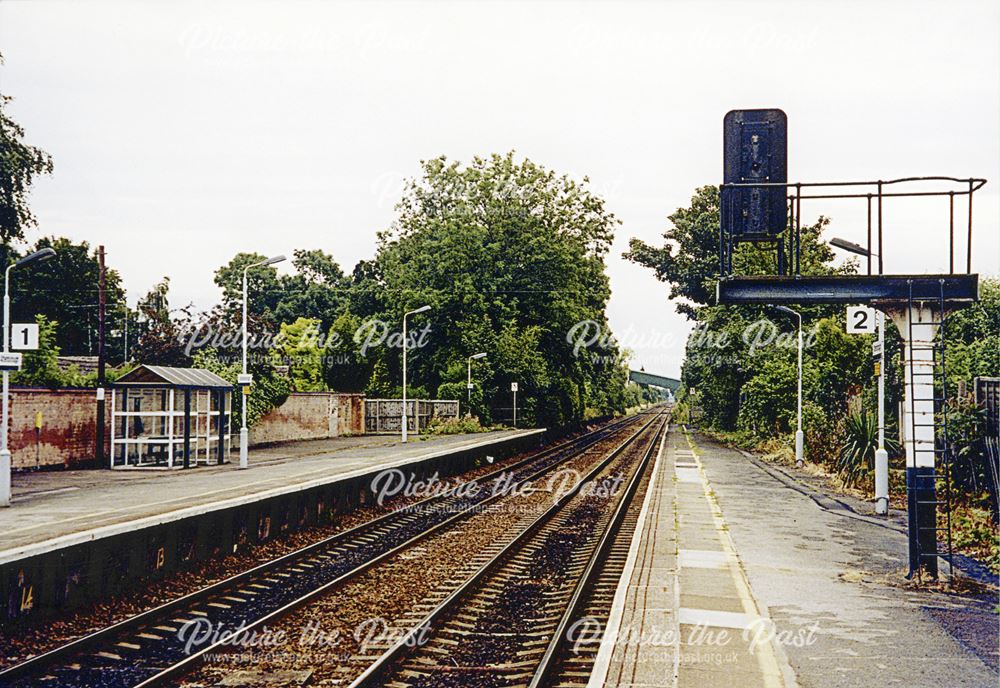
249, 392, 364, 446
7, 388, 367, 469
9, 387, 104, 470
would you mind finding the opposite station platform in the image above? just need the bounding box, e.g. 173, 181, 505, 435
0, 428, 544, 622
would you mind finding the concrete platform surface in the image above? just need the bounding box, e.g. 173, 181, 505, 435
592, 426, 790, 688
0, 429, 543, 566
591, 427, 998, 688
693, 432, 998, 688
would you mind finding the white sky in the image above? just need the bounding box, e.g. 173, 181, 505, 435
1, 0, 998, 378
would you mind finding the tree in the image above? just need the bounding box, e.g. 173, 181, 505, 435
274, 249, 350, 331
272, 317, 326, 392
132, 277, 190, 366
630, 186, 867, 455
365, 358, 393, 398
12, 237, 127, 358
213, 252, 285, 325
624, 185, 720, 317
372, 152, 627, 427
213, 249, 350, 333
324, 311, 374, 392
0, 53, 54, 244
12, 315, 64, 388
626, 185, 846, 317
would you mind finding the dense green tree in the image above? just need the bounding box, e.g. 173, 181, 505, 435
629, 186, 869, 462
365, 358, 393, 398
11, 237, 127, 358
273, 249, 349, 331
272, 317, 326, 391
371, 152, 628, 427
213, 249, 350, 331
323, 312, 372, 392
213, 252, 286, 324
626, 186, 847, 317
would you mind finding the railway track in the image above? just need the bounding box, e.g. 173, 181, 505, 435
0, 412, 656, 688
348, 413, 667, 688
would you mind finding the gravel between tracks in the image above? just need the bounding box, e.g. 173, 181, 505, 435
179, 421, 654, 687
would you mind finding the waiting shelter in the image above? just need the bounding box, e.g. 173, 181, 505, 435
110, 365, 233, 469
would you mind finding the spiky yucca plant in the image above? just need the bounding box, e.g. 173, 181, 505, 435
837, 411, 899, 488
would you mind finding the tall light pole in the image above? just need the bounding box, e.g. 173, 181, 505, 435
467, 352, 487, 412
2, 248, 57, 506
402, 305, 431, 443
240, 254, 286, 470
832, 237, 888, 514
773, 305, 804, 467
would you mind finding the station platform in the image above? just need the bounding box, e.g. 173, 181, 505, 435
590, 427, 793, 688
0, 429, 543, 567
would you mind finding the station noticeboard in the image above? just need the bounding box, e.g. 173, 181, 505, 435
722, 108, 788, 241
0, 352, 23, 371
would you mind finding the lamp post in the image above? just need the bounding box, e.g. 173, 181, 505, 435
773, 305, 804, 467
832, 237, 888, 514
2, 248, 57, 506
240, 254, 286, 470
402, 305, 431, 443
467, 352, 487, 411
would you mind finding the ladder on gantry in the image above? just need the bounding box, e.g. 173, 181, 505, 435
906, 279, 956, 581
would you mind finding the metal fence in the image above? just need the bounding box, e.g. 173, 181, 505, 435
364, 399, 460, 434
974, 377, 1000, 521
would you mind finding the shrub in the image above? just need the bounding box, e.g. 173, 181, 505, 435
424, 415, 487, 435
836, 410, 900, 488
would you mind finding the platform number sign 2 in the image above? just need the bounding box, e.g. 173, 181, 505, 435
846, 306, 877, 334
10, 323, 39, 350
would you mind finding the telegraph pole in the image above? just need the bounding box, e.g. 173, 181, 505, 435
96, 246, 106, 467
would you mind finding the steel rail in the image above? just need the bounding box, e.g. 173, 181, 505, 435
346, 411, 666, 688
526, 418, 667, 688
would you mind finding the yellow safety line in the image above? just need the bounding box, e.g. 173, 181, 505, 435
684, 430, 790, 688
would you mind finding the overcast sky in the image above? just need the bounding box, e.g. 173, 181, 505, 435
1, 0, 998, 377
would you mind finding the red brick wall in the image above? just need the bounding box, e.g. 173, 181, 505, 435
7, 388, 367, 468
250, 393, 364, 446
9, 387, 105, 470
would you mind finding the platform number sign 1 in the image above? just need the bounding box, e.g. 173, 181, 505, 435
846, 306, 877, 334
10, 323, 39, 350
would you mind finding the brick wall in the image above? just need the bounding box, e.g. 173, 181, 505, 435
249, 392, 364, 446
7, 388, 367, 469
9, 387, 104, 470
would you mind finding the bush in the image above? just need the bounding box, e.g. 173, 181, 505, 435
836, 410, 900, 489
424, 415, 487, 435
951, 504, 1000, 573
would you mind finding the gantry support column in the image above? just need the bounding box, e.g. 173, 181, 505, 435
887, 303, 942, 578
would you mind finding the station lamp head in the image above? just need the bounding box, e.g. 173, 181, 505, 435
411, 305, 431, 315
829, 237, 872, 257
471, 352, 487, 360
261, 254, 287, 266
15, 247, 57, 267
